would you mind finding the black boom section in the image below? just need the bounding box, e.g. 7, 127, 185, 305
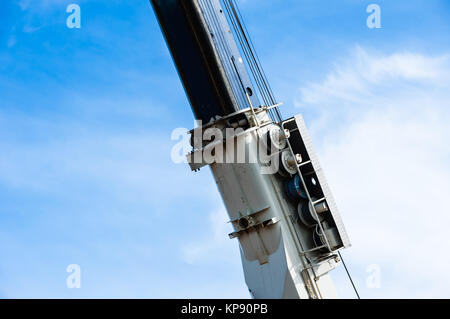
150, 0, 238, 122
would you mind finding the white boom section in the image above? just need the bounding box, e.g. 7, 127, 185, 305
187, 107, 349, 299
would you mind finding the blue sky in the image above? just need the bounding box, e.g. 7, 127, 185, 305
1, 0, 450, 298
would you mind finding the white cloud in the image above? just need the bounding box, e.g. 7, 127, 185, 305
7, 36, 17, 48
180, 208, 250, 298
296, 47, 450, 298
16, 0, 73, 11
181, 208, 240, 266
0, 109, 243, 298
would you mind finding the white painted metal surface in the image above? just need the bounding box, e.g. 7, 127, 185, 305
188, 108, 348, 299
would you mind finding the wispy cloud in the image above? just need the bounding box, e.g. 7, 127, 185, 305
297, 47, 450, 298
16, 0, 76, 11
296, 46, 450, 117
181, 208, 239, 266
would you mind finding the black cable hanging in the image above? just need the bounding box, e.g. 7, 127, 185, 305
226, 0, 273, 116
227, 0, 282, 122
223, 0, 270, 107
338, 251, 361, 299
223, 0, 276, 121
228, 0, 272, 103
231, 0, 282, 121
201, 0, 248, 110
223, 0, 281, 122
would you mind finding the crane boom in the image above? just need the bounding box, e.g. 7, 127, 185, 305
150, 0, 351, 299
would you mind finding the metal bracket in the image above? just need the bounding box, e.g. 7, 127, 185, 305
228, 216, 279, 239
